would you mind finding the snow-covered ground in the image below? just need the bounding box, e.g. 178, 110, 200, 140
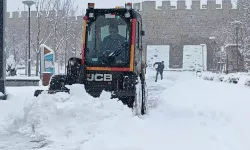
0, 69, 250, 150
198, 71, 250, 86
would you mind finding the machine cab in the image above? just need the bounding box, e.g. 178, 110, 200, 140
82, 3, 145, 73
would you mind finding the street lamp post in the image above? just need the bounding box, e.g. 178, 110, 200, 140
22, 0, 35, 77
64, 16, 68, 74
236, 26, 239, 72
0, 0, 7, 100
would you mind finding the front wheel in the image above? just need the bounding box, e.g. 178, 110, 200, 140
133, 77, 148, 116
85, 87, 102, 98
49, 74, 67, 91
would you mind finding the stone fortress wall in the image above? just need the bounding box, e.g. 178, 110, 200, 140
6, 0, 245, 70
5, 9, 84, 64
135, 0, 244, 69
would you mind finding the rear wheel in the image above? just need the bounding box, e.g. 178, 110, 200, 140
65, 57, 82, 85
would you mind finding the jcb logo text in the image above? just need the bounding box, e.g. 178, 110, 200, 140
87, 74, 112, 81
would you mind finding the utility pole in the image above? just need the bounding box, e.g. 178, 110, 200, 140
0, 0, 7, 100
36, 5, 40, 76
65, 16, 68, 74
22, 0, 35, 76
236, 26, 239, 72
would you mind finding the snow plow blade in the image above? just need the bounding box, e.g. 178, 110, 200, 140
34, 89, 70, 97
34, 74, 71, 97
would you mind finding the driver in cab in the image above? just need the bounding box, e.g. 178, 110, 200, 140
101, 24, 127, 63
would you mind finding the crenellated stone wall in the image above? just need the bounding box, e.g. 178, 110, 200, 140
135, 0, 243, 70
5, 10, 84, 65
6, 0, 246, 70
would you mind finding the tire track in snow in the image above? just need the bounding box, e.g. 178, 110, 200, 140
146, 71, 180, 109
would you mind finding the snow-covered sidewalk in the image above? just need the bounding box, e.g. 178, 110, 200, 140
0, 70, 250, 150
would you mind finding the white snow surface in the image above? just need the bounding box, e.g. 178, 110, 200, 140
199, 71, 250, 86
0, 70, 250, 150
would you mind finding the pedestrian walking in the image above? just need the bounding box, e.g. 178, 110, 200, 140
153, 61, 165, 82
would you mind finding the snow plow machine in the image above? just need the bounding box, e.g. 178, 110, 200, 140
34, 3, 148, 115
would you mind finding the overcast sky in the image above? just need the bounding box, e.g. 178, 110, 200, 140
7, 0, 236, 13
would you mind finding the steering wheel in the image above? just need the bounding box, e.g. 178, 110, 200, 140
100, 42, 129, 64
100, 50, 114, 64
102, 50, 113, 57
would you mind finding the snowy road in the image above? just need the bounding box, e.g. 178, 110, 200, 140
0, 70, 250, 150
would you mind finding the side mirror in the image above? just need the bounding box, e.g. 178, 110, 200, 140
141, 30, 145, 36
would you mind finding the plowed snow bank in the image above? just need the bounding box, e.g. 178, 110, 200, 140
2, 84, 132, 144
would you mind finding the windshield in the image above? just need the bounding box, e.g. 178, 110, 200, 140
85, 13, 131, 67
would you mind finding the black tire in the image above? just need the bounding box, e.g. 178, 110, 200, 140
66, 57, 82, 85
119, 97, 135, 108
34, 90, 44, 97
49, 75, 67, 91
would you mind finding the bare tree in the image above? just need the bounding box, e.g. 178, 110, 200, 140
6, 21, 28, 67
30, 0, 78, 75
31, 0, 57, 75
45, 0, 78, 72
211, 0, 250, 71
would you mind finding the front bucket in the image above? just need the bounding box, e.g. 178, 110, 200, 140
34, 88, 70, 97
34, 90, 45, 97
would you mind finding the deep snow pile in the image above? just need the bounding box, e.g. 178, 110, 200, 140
1, 84, 132, 145
1, 71, 250, 150
80, 76, 250, 150
198, 71, 250, 86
